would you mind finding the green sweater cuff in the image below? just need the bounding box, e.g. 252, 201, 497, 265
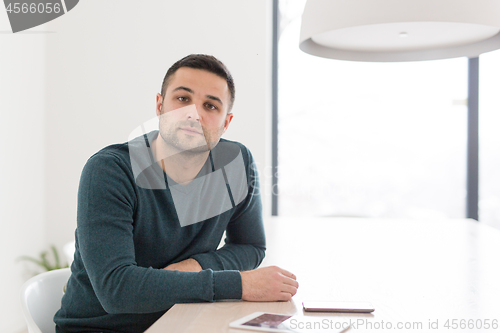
213, 270, 242, 300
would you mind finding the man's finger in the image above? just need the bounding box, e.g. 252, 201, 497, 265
279, 268, 296, 280
281, 283, 298, 296
278, 292, 293, 301
280, 275, 299, 288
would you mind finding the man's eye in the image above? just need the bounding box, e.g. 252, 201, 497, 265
178, 96, 189, 102
205, 103, 217, 110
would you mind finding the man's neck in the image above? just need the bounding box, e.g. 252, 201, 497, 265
151, 137, 209, 185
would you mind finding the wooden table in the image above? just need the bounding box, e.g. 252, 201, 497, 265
145, 218, 500, 332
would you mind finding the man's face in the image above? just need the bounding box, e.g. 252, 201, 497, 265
156, 67, 233, 154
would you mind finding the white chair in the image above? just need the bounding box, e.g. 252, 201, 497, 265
20, 268, 71, 333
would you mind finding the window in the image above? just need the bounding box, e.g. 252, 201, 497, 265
479, 49, 500, 229
277, 0, 468, 219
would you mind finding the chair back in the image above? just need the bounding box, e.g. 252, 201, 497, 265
20, 268, 71, 333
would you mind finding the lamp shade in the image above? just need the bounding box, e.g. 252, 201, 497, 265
299, 0, 500, 62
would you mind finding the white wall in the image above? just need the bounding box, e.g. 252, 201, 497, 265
1, 1, 272, 331
43, 0, 273, 249
0, 12, 47, 333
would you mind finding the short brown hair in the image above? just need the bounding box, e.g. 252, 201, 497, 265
161, 54, 235, 112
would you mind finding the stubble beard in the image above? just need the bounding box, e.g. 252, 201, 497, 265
201, 123, 225, 151
159, 120, 224, 155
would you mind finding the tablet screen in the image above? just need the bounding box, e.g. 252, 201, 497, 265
241, 313, 293, 329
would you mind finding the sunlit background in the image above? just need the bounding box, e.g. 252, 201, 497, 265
277, 0, 500, 230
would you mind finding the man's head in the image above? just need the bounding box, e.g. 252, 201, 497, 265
160, 54, 235, 113
155, 54, 235, 154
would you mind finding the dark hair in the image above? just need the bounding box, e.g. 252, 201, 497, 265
161, 54, 235, 112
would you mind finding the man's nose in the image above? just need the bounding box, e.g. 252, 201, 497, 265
185, 104, 200, 122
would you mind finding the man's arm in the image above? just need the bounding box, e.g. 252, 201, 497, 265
164, 261, 299, 301
174, 147, 298, 300
190, 147, 266, 271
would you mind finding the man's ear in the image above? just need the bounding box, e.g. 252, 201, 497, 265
221, 112, 234, 134
156, 93, 163, 117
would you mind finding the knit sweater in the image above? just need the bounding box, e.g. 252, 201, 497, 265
54, 131, 265, 333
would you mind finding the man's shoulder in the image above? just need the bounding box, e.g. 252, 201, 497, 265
216, 138, 255, 167
77, 140, 138, 192
218, 138, 253, 157
87, 131, 156, 166
89, 142, 130, 163
219, 137, 244, 147
82, 140, 133, 176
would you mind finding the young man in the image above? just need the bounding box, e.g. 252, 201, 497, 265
54, 54, 298, 333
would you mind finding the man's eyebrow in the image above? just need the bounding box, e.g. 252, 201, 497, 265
172, 86, 194, 94
206, 95, 223, 106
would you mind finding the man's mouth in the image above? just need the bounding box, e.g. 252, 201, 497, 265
180, 127, 203, 136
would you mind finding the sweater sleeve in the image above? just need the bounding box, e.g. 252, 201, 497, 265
190, 148, 266, 271
76, 152, 241, 315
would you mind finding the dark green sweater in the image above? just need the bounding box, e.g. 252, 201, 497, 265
54, 131, 265, 333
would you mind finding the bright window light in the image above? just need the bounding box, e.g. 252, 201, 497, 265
278, 0, 468, 219
479, 49, 500, 230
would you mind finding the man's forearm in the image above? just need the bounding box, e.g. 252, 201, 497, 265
82, 263, 241, 314
191, 243, 265, 271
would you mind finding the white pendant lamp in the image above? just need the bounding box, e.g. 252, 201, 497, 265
299, 0, 500, 62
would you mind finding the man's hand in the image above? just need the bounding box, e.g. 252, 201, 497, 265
163, 258, 202, 272
240, 266, 299, 302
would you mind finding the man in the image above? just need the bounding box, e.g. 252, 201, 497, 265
55, 54, 298, 333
